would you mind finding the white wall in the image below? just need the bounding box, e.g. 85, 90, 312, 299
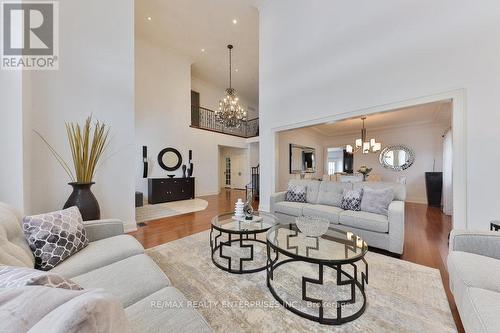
323, 123, 448, 203
259, 0, 500, 230
192, 77, 258, 119
0, 72, 24, 212
277, 127, 324, 191
22, 0, 136, 230
248, 142, 260, 168
135, 38, 249, 198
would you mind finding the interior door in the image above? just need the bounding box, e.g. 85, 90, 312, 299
230, 150, 247, 189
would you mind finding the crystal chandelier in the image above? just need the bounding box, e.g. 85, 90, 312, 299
346, 117, 382, 154
216, 45, 247, 128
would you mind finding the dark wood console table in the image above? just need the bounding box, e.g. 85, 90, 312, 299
148, 177, 195, 204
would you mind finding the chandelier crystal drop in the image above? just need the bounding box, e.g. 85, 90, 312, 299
216, 45, 247, 128
346, 117, 381, 154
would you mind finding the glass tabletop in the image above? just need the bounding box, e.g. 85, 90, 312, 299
211, 211, 277, 233
267, 224, 368, 263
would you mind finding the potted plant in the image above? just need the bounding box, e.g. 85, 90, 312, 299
357, 165, 373, 181
35, 116, 110, 220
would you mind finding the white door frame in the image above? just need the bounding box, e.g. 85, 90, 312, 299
270, 89, 467, 229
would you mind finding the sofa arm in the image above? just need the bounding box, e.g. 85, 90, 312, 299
270, 191, 286, 213
83, 219, 124, 242
449, 230, 500, 260
387, 200, 405, 254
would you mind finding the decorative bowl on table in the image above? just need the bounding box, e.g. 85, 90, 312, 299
295, 216, 330, 237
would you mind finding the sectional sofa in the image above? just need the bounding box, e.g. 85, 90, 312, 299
270, 180, 406, 254
448, 230, 500, 333
0, 202, 212, 332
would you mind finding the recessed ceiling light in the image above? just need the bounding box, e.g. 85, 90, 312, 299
235, 69, 239, 72
232, 19, 238, 24
147, 16, 152, 21
201, 48, 205, 52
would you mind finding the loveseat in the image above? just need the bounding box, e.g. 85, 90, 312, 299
448, 230, 500, 333
270, 180, 406, 254
0, 202, 212, 332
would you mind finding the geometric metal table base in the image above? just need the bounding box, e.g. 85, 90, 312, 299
266, 228, 369, 325
210, 226, 269, 274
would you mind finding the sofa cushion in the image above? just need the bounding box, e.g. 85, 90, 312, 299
448, 251, 500, 295
339, 210, 388, 233
50, 234, 144, 278
72, 254, 170, 308
0, 202, 34, 267
22, 207, 89, 271
354, 181, 406, 201
302, 205, 343, 224
273, 201, 306, 216
0, 266, 82, 290
288, 180, 321, 203
317, 181, 351, 207
125, 287, 212, 333
459, 287, 500, 333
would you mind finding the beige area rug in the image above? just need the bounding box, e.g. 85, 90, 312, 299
135, 198, 208, 223
147, 230, 457, 333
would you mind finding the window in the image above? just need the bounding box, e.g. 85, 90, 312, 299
328, 161, 336, 175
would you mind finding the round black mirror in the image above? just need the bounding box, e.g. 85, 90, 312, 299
158, 148, 182, 171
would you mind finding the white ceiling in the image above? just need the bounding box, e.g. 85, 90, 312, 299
310, 100, 452, 137
135, 0, 259, 106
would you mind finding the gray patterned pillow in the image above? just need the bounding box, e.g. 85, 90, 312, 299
0, 266, 82, 290
341, 188, 363, 211
22, 207, 89, 271
285, 184, 307, 203
360, 187, 394, 216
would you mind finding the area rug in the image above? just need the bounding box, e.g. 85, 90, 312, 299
147, 230, 457, 332
135, 198, 208, 223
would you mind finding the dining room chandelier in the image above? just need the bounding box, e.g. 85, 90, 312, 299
215, 44, 247, 128
346, 117, 382, 154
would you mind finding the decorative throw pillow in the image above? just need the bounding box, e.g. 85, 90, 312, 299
285, 184, 307, 203
341, 189, 363, 211
0, 266, 82, 290
22, 207, 89, 271
360, 187, 394, 216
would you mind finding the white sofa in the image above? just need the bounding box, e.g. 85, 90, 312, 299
270, 180, 406, 254
448, 230, 500, 333
0, 202, 212, 332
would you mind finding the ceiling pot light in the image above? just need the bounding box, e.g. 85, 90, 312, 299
147, 16, 152, 21
232, 19, 238, 24
201, 48, 205, 52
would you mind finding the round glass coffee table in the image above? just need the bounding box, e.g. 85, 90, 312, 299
266, 224, 369, 325
210, 211, 277, 274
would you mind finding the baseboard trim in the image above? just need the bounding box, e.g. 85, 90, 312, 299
405, 198, 429, 205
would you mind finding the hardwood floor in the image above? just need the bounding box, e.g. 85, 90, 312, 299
129, 189, 464, 332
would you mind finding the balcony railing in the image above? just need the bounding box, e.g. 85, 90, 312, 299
191, 105, 259, 138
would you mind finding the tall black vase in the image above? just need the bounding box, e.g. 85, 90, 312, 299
63, 182, 100, 221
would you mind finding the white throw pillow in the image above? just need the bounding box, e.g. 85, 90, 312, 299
0, 265, 82, 290
0, 286, 131, 333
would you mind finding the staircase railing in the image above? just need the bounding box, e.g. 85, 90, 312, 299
245, 164, 260, 202
191, 105, 259, 138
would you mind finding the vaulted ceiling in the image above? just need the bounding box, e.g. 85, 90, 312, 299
135, 0, 259, 106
